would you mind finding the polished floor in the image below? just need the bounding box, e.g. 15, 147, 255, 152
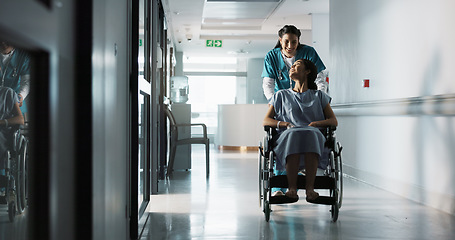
142, 145, 455, 240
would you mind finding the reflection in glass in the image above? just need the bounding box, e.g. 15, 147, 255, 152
138, 0, 146, 79
137, 91, 149, 221
138, 94, 145, 212
0, 41, 31, 239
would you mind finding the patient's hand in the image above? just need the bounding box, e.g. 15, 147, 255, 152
308, 122, 319, 127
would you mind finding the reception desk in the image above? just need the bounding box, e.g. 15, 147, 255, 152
217, 104, 269, 148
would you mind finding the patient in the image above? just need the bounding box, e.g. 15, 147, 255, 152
263, 59, 337, 202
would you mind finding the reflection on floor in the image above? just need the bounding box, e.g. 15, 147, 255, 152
142, 145, 455, 240
0, 205, 27, 240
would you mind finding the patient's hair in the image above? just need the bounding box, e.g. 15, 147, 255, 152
274, 25, 302, 49
299, 59, 318, 90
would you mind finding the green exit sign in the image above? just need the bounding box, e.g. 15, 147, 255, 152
206, 39, 222, 48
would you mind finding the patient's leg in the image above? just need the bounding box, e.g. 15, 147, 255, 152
285, 154, 300, 198
304, 152, 319, 201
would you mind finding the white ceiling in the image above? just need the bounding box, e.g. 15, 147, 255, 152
161, 0, 329, 58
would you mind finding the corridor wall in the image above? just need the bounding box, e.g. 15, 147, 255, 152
330, 0, 455, 215
92, 0, 129, 239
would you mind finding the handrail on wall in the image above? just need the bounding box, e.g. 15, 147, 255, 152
332, 94, 455, 116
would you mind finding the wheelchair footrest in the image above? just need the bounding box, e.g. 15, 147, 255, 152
270, 175, 335, 189
270, 195, 299, 204
306, 196, 336, 205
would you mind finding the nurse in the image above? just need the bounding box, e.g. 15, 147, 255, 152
262, 25, 327, 100
262, 25, 327, 197
0, 41, 31, 115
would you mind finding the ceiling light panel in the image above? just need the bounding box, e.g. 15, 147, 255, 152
203, 0, 282, 20
206, 0, 280, 2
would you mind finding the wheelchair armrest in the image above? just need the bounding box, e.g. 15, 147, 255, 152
9, 125, 21, 131
324, 125, 337, 147
327, 126, 337, 135
263, 126, 277, 137
1, 124, 22, 133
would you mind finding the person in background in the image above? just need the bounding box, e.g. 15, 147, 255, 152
262, 25, 327, 101
0, 41, 31, 119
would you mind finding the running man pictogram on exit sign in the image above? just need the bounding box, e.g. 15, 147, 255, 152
206, 40, 222, 48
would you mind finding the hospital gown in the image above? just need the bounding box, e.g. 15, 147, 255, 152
269, 89, 331, 171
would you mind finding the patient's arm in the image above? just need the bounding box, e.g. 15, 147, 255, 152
0, 102, 25, 126
308, 103, 338, 127
263, 104, 292, 128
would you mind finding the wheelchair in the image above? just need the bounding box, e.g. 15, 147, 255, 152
258, 126, 343, 222
0, 125, 29, 222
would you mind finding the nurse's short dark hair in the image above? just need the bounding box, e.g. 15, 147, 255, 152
274, 25, 302, 49
299, 59, 318, 90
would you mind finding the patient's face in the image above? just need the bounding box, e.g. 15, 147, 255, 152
289, 60, 305, 80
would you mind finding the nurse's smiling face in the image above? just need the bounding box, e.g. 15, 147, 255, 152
279, 33, 299, 57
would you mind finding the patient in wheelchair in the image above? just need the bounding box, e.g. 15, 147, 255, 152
0, 87, 24, 195
263, 59, 337, 202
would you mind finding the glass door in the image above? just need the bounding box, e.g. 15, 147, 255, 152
137, 91, 150, 223
130, 0, 151, 238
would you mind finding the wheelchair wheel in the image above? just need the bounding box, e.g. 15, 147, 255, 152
335, 142, 343, 209
17, 140, 28, 213
264, 201, 271, 222
329, 151, 339, 221
330, 190, 339, 222
262, 150, 274, 222
8, 200, 16, 222
258, 142, 263, 207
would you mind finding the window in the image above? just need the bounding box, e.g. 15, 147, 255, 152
183, 57, 247, 137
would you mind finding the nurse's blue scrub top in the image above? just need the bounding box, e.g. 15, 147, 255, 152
261, 45, 326, 92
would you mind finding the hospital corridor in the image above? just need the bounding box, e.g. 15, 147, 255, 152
1, 0, 455, 239
140, 145, 455, 239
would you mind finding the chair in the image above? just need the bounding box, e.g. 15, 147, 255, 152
164, 104, 210, 178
